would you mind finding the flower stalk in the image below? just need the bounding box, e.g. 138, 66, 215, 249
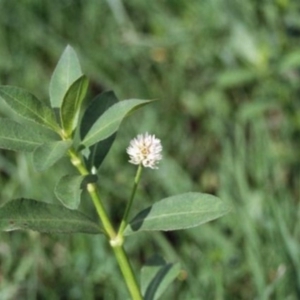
118, 163, 143, 236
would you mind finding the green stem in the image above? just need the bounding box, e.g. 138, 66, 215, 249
68, 148, 143, 299
113, 245, 143, 300
118, 164, 143, 236
68, 149, 115, 237
87, 183, 116, 238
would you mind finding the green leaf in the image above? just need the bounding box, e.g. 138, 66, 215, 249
81, 99, 153, 148
0, 118, 59, 152
55, 175, 98, 209
80, 91, 118, 138
61, 75, 89, 136
32, 140, 72, 171
0, 85, 59, 131
124, 193, 232, 235
141, 255, 181, 300
80, 91, 118, 169
0, 199, 101, 234
86, 134, 116, 170
49, 45, 82, 108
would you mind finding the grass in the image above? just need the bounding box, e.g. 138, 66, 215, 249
0, 0, 300, 299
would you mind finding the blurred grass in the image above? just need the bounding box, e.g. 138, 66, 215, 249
0, 0, 300, 299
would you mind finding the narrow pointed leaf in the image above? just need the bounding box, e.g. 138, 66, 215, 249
80, 91, 118, 169
55, 175, 98, 209
141, 255, 181, 300
0, 118, 59, 152
49, 45, 82, 108
124, 193, 232, 235
0, 86, 59, 131
81, 99, 153, 148
33, 140, 72, 171
86, 134, 116, 170
61, 75, 89, 136
0, 199, 101, 234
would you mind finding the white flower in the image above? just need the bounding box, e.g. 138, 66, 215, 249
127, 132, 162, 169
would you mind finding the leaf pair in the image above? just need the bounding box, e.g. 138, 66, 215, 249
0, 193, 231, 235
49, 45, 88, 137
0, 46, 88, 144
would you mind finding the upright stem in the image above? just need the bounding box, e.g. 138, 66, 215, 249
68, 148, 143, 300
87, 183, 116, 238
68, 148, 116, 238
113, 245, 143, 300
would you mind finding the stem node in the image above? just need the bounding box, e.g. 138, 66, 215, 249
110, 235, 124, 247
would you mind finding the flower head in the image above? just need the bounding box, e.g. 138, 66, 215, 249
127, 132, 162, 169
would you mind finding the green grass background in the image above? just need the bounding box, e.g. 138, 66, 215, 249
0, 0, 300, 299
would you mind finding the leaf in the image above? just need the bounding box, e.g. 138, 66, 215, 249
60, 75, 89, 136
0, 85, 59, 131
141, 255, 181, 300
124, 193, 232, 235
0, 198, 101, 234
32, 140, 72, 171
86, 134, 116, 170
81, 99, 153, 148
0, 118, 59, 152
55, 175, 98, 209
49, 45, 82, 108
80, 91, 118, 169
80, 91, 118, 138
